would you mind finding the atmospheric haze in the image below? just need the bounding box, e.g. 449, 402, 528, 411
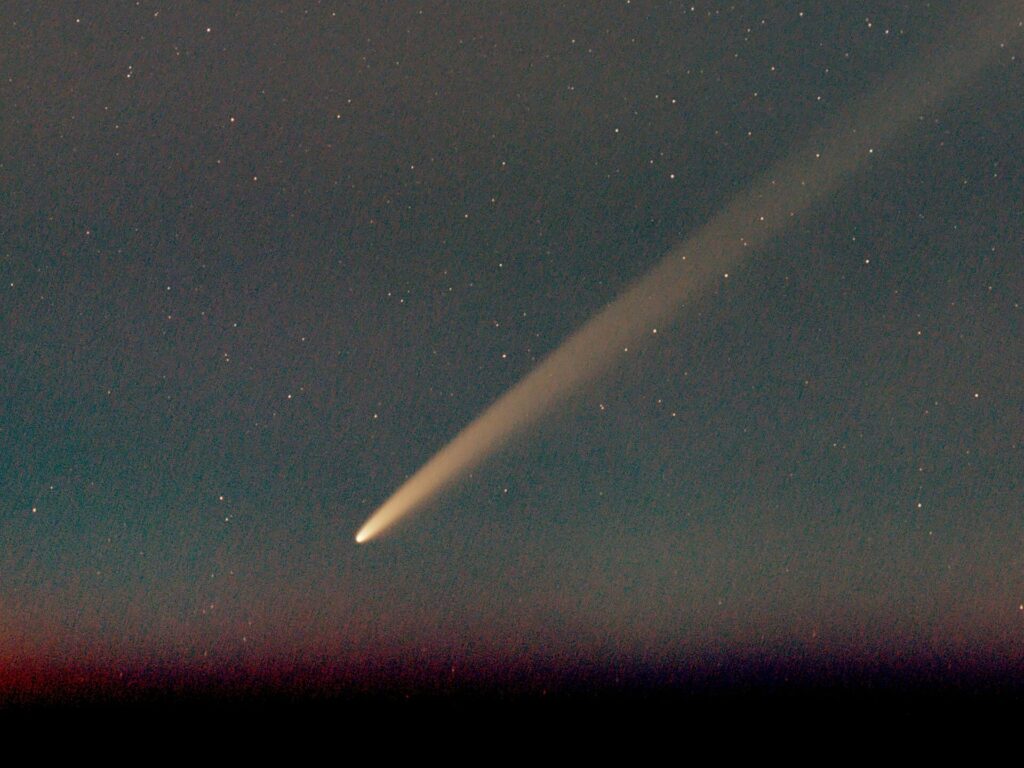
355, 1, 1022, 544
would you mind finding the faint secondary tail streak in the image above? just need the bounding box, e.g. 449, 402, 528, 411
355, 2, 1022, 543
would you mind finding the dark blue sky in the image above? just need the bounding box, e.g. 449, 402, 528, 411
1, 2, 1022, 688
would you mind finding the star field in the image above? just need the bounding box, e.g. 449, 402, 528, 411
1, 2, 1022, 699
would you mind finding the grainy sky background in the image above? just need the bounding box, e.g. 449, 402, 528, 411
2, 2, 1022, 681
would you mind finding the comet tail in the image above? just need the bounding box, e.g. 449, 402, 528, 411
355, 2, 1021, 543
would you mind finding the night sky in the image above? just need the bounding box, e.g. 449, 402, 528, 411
2, 2, 1023, 699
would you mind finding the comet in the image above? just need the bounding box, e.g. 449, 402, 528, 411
355, 1, 1021, 543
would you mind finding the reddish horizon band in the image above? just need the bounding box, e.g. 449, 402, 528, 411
355, 1, 1022, 544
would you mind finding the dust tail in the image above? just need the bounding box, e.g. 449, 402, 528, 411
355, 1, 1023, 543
